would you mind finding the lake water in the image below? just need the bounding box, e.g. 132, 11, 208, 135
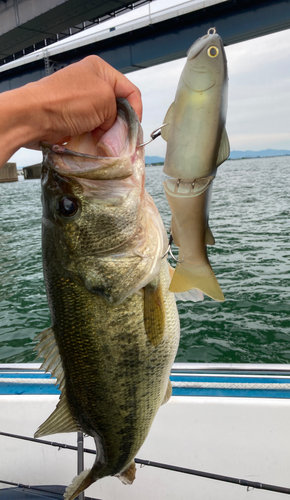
0, 156, 289, 364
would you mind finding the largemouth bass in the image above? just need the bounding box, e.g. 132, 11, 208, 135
162, 28, 230, 301
35, 99, 180, 500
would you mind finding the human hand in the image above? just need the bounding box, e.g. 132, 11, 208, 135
22, 55, 142, 149
0, 56, 142, 167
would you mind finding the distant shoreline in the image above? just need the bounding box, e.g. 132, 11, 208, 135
228, 154, 290, 161
145, 163, 164, 167
145, 154, 290, 166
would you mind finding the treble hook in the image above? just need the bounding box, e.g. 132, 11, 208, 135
162, 232, 184, 263
137, 123, 169, 148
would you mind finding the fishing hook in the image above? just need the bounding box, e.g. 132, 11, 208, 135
137, 123, 169, 148
162, 233, 173, 260
162, 232, 184, 263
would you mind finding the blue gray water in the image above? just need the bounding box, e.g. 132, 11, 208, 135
0, 156, 289, 363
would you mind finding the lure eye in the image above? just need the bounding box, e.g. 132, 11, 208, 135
57, 197, 78, 217
207, 46, 219, 58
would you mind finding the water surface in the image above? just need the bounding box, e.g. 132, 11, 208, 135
0, 156, 289, 363
146, 156, 290, 363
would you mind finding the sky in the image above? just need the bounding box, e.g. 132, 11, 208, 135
7, 0, 290, 167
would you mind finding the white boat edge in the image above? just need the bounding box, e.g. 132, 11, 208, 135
1, 362, 290, 499
2, 361, 290, 371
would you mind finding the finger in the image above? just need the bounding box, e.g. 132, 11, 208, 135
114, 77, 142, 122
93, 80, 118, 131
91, 128, 106, 144
87, 57, 142, 121
56, 136, 71, 145
25, 144, 42, 151
125, 89, 143, 123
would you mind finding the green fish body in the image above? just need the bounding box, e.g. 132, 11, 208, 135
35, 100, 180, 500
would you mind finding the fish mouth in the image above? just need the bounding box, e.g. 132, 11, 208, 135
41, 99, 140, 180
183, 66, 215, 92
191, 66, 208, 74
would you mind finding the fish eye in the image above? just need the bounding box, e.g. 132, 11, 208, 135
207, 46, 219, 58
57, 197, 78, 217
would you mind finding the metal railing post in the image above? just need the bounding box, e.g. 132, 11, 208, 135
77, 432, 85, 500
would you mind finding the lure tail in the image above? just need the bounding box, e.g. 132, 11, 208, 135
170, 260, 224, 302
164, 178, 224, 302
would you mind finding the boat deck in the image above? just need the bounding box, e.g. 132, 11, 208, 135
1, 363, 290, 499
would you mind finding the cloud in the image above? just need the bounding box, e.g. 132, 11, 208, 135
225, 28, 290, 75
229, 133, 290, 151
225, 28, 290, 150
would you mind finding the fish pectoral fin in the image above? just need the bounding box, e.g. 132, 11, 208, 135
205, 225, 215, 245
144, 280, 165, 347
169, 261, 225, 302
34, 389, 80, 437
34, 326, 65, 391
161, 102, 175, 141
117, 460, 136, 485
168, 264, 175, 279
162, 378, 172, 405
64, 469, 95, 500
216, 127, 230, 167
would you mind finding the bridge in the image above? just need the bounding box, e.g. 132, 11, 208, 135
1, 0, 290, 93
0, 0, 140, 60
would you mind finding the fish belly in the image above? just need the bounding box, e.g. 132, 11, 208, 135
37, 258, 179, 481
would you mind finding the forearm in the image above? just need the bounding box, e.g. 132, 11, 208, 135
0, 86, 42, 168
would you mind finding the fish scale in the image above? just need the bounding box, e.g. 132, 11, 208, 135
43, 259, 179, 480
35, 99, 180, 500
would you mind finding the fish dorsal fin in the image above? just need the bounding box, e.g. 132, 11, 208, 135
34, 326, 80, 437
205, 225, 215, 245
34, 326, 65, 391
34, 388, 80, 437
161, 102, 175, 141
216, 127, 230, 167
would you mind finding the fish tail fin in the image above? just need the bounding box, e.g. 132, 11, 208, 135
169, 261, 224, 302
64, 469, 95, 500
116, 460, 136, 485
175, 289, 204, 302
